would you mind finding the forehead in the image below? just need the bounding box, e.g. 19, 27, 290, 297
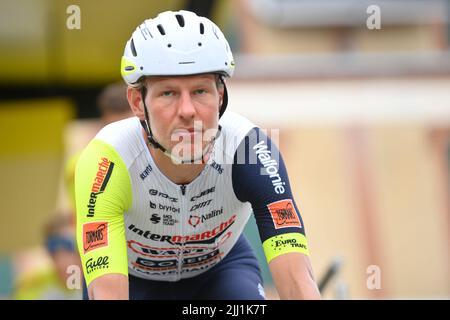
145, 74, 216, 87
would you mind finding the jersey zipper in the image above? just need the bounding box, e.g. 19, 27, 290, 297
178, 184, 187, 280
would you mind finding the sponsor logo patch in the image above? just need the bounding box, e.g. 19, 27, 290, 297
83, 222, 108, 254
267, 199, 302, 229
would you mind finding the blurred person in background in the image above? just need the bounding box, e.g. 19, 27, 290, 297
11, 82, 134, 300
65, 82, 134, 211
14, 213, 82, 300
64, 82, 134, 299
96, 82, 135, 126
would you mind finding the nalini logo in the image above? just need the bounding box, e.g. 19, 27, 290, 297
267, 199, 302, 229
188, 208, 224, 228
188, 215, 201, 228
83, 222, 108, 254
87, 157, 114, 218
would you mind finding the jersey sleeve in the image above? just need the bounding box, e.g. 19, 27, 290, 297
232, 127, 310, 263
75, 139, 132, 287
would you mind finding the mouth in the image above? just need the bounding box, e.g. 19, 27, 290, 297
171, 128, 203, 141
173, 127, 202, 134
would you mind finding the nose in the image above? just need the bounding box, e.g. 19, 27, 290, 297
177, 90, 196, 120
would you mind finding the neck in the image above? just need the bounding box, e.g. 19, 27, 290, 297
144, 130, 207, 185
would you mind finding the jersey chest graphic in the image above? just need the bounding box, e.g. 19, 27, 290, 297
76, 113, 308, 286
124, 156, 251, 281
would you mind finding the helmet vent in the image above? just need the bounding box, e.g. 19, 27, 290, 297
212, 27, 219, 39
175, 14, 185, 27
199, 23, 204, 34
139, 24, 153, 40
130, 38, 137, 57
157, 24, 166, 35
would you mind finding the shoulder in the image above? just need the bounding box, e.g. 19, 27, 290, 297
219, 111, 256, 138
95, 116, 142, 149
217, 111, 257, 159
75, 127, 134, 212
92, 116, 145, 168
76, 117, 143, 176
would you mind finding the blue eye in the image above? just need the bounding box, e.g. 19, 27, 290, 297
162, 91, 173, 97
195, 89, 206, 95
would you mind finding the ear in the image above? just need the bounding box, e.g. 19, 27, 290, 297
127, 86, 146, 120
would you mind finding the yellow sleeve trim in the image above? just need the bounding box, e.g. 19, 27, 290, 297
263, 233, 309, 264
75, 139, 132, 287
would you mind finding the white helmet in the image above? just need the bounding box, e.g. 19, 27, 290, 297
121, 10, 235, 85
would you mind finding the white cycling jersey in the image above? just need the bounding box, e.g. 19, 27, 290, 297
76, 111, 309, 286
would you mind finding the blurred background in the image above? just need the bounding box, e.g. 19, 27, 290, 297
0, 0, 449, 300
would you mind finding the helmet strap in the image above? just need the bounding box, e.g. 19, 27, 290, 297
218, 75, 228, 118
139, 86, 167, 153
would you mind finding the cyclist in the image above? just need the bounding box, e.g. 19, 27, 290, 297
75, 10, 320, 300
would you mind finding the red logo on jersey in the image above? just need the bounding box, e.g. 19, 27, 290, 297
267, 199, 302, 229
87, 157, 114, 218
83, 222, 108, 253
188, 215, 201, 228
91, 157, 113, 193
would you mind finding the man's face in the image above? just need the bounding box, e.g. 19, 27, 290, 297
142, 74, 223, 161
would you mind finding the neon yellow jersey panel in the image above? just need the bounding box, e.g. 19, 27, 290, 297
75, 139, 132, 286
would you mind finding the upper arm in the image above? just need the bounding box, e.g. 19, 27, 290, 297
75, 139, 132, 288
232, 128, 310, 263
